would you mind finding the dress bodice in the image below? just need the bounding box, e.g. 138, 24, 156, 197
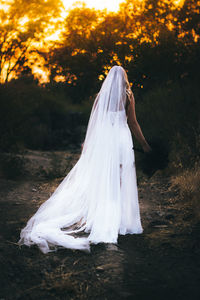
108, 110, 127, 125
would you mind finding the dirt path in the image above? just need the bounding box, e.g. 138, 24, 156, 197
0, 151, 199, 300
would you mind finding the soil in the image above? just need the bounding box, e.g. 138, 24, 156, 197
0, 150, 199, 300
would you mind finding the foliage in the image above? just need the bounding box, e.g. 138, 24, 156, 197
44, 0, 200, 100
135, 77, 200, 173
0, 0, 63, 83
0, 75, 91, 152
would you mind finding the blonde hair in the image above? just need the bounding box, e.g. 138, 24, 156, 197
123, 69, 132, 104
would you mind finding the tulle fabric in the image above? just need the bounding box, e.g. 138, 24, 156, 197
18, 66, 143, 254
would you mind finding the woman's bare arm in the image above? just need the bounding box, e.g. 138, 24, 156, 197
126, 92, 152, 153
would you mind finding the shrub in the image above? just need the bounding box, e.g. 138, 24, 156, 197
0, 77, 91, 152
0, 152, 26, 180
135, 78, 200, 174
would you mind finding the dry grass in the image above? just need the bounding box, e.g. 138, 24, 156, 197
170, 163, 200, 218
171, 163, 200, 197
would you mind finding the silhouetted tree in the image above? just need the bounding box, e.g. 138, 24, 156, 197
0, 0, 63, 83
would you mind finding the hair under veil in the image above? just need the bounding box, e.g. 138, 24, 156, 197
18, 66, 142, 253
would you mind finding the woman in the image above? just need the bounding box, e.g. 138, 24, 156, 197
18, 65, 151, 254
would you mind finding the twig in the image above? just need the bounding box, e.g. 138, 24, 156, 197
6, 240, 20, 246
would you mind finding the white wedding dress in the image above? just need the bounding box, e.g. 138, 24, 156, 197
18, 66, 143, 253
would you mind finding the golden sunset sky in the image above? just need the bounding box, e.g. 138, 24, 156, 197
62, 0, 124, 12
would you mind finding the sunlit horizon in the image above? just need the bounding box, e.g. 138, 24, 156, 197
62, 0, 125, 12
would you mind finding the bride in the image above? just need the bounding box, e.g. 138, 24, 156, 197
18, 65, 151, 254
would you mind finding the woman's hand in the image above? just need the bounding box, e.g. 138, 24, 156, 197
142, 143, 152, 153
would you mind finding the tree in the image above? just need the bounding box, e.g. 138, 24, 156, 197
46, 4, 108, 100
0, 0, 63, 83
44, 0, 200, 100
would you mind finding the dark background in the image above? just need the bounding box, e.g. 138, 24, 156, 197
0, 1, 200, 299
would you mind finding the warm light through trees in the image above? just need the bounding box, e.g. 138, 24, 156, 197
0, 0, 63, 83
0, 0, 199, 86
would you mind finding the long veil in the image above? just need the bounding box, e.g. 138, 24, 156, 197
18, 66, 142, 253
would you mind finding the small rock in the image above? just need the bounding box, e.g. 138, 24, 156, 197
106, 244, 119, 252
96, 266, 104, 272
156, 211, 165, 217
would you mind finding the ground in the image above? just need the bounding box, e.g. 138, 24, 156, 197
0, 150, 199, 300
